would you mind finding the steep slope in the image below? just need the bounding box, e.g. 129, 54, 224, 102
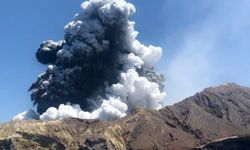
160, 83, 250, 145
192, 136, 250, 150
0, 83, 250, 150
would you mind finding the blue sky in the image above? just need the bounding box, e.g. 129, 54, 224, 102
0, 0, 250, 122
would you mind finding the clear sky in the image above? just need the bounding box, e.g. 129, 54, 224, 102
0, 0, 250, 123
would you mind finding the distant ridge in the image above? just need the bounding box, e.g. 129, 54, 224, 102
1, 83, 250, 149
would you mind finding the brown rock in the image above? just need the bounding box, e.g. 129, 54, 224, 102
0, 83, 250, 149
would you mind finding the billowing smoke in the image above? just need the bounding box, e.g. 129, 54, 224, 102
12, 109, 39, 121
14, 0, 166, 121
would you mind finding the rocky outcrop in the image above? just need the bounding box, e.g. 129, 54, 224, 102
0, 83, 250, 150
192, 136, 250, 150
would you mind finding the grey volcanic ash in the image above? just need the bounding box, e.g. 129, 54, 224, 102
14, 0, 166, 121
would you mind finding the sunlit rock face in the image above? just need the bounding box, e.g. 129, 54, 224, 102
8, 83, 250, 149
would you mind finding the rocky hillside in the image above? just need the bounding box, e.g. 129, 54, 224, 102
0, 83, 250, 150
192, 136, 250, 150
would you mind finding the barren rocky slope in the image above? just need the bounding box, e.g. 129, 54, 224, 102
192, 136, 250, 150
0, 83, 250, 150
192, 135, 250, 150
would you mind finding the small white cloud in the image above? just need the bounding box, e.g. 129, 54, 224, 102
12, 109, 39, 121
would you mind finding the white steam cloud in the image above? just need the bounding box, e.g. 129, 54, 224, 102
12, 109, 39, 121
13, 0, 166, 121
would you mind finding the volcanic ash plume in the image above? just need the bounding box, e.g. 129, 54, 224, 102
14, 0, 166, 121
